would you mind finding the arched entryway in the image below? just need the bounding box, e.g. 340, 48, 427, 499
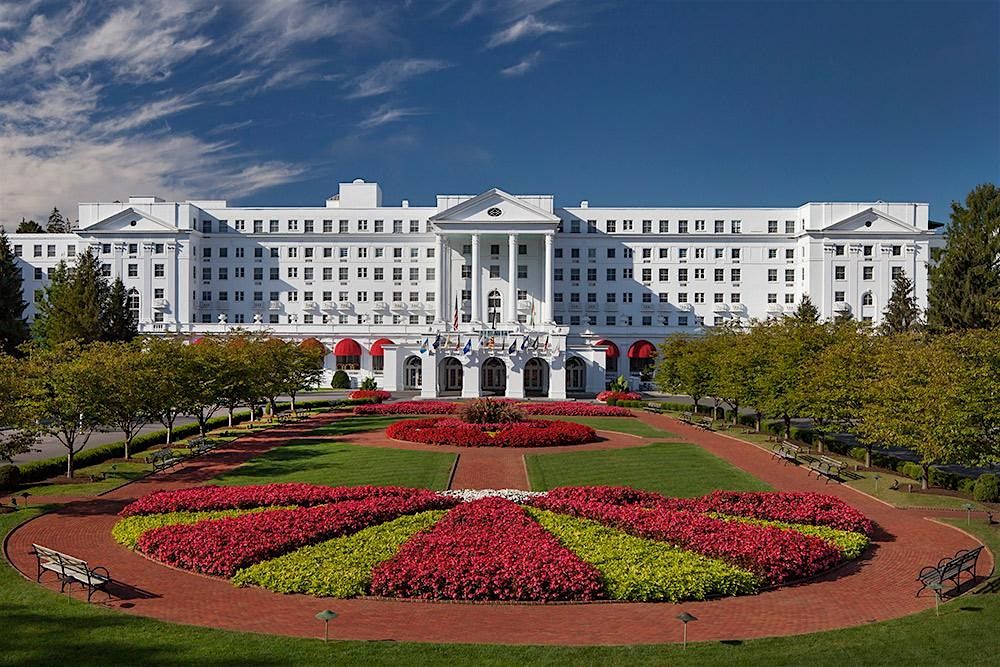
438, 357, 463, 395
628, 340, 657, 378
524, 357, 550, 397
487, 290, 502, 327
481, 357, 507, 395
334, 338, 363, 370
595, 339, 619, 373
565, 356, 587, 394
403, 355, 422, 390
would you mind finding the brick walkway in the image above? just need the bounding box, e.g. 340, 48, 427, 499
4, 411, 993, 646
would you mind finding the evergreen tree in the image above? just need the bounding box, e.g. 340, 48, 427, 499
15, 218, 43, 233
33, 249, 108, 347
927, 183, 1000, 331
103, 277, 136, 342
0, 232, 29, 355
881, 274, 922, 334
46, 207, 70, 233
792, 295, 821, 323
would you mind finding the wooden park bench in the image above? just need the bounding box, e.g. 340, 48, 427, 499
150, 448, 183, 473
188, 437, 216, 456
679, 411, 694, 424
695, 417, 714, 430
643, 403, 664, 414
32, 544, 110, 603
771, 441, 801, 465
917, 546, 984, 597
806, 455, 846, 483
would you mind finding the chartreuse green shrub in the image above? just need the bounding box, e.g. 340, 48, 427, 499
112, 507, 288, 550
716, 515, 870, 560
525, 507, 759, 601
232, 510, 446, 596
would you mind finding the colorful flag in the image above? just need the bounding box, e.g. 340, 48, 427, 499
520, 335, 528, 350
455, 336, 462, 351
419, 338, 428, 354
453, 296, 459, 331
462, 338, 472, 354
508, 338, 517, 354
543, 335, 550, 350
532, 336, 540, 350
432, 334, 441, 350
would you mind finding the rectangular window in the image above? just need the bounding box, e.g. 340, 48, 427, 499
678, 220, 688, 233
768, 220, 778, 233
835, 266, 846, 280
731, 220, 742, 234
518, 265, 527, 279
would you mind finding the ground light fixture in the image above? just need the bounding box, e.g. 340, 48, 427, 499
962, 503, 975, 525
872, 474, 881, 493
315, 609, 337, 642
927, 582, 944, 616
676, 611, 698, 648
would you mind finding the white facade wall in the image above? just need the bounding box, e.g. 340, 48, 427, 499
8, 181, 937, 396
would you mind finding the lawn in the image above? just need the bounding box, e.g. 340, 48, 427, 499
305, 414, 403, 437
848, 473, 978, 511
539, 416, 676, 439
526, 441, 772, 497
3, 508, 1000, 666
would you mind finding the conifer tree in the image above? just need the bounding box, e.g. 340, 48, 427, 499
792, 295, 821, 323
928, 183, 1000, 330
15, 218, 43, 233
103, 277, 136, 342
33, 249, 108, 346
881, 274, 922, 334
46, 207, 70, 233
0, 232, 29, 355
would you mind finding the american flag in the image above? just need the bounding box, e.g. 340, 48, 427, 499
453, 295, 459, 331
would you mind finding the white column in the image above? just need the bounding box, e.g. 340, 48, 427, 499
543, 233, 554, 324
436, 234, 447, 323
507, 233, 518, 325
471, 233, 482, 325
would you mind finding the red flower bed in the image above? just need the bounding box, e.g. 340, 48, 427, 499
521, 402, 633, 417
136, 491, 457, 577
596, 391, 642, 403
370, 497, 605, 601
542, 485, 675, 508
120, 483, 428, 517
354, 400, 458, 415
386, 417, 598, 447
532, 495, 842, 584
684, 491, 876, 535
349, 389, 391, 402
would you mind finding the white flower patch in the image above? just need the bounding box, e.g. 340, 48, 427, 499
439, 489, 549, 504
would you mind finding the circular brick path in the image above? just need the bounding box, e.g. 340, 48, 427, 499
4, 410, 993, 645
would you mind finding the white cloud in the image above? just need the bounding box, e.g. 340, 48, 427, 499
500, 50, 542, 77
358, 105, 425, 129
346, 58, 451, 99
486, 14, 566, 48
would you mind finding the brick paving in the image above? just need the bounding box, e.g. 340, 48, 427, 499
4, 410, 993, 646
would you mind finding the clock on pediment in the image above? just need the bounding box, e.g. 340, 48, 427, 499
487, 207, 502, 217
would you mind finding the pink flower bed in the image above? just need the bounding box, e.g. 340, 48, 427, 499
596, 391, 642, 403
120, 483, 423, 517
532, 494, 843, 584
386, 417, 598, 448
349, 389, 391, 402
136, 490, 457, 577
354, 400, 458, 415
521, 402, 633, 417
370, 497, 605, 601
683, 491, 876, 535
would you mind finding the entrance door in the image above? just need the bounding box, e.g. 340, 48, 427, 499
439, 357, 463, 394
524, 358, 549, 397
565, 356, 586, 393
403, 356, 422, 390
481, 357, 507, 395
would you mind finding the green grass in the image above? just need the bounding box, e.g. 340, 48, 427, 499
20, 460, 155, 497
526, 441, 772, 497
539, 416, 676, 439
848, 472, 978, 510
3, 508, 1000, 665
305, 414, 403, 437
213, 440, 455, 490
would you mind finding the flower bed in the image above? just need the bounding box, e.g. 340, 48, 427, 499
385, 417, 598, 447
369, 497, 606, 601
596, 391, 642, 403
115, 483, 873, 601
349, 389, 391, 402
521, 402, 633, 417
354, 400, 457, 415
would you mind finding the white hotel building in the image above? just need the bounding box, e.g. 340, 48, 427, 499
11, 180, 935, 398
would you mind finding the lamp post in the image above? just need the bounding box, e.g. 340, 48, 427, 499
676, 612, 697, 648
315, 610, 337, 642
927, 582, 943, 616
873, 474, 881, 493
20, 492, 30, 507
962, 503, 974, 525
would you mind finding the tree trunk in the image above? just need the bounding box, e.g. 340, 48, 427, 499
66, 450, 74, 478
290, 393, 297, 415
865, 446, 872, 468
754, 413, 762, 433
124, 434, 132, 460
198, 415, 207, 437
228, 408, 234, 427
731, 401, 739, 426
921, 463, 930, 490
691, 397, 700, 415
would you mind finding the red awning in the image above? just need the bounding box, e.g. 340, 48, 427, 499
369, 338, 394, 357
628, 340, 657, 359
595, 339, 619, 358
334, 338, 363, 357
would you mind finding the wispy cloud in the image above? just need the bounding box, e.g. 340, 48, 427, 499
208, 120, 255, 135
358, 105, 426, 129
346, 58, 451, 99
500, 50, 542, 77
486, 14, 566, 48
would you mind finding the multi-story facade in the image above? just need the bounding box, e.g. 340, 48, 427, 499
10, 180, 936, 397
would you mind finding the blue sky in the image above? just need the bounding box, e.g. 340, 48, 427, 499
0, 1, 996, 223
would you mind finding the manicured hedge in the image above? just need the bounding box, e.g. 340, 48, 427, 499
527, 507, 759, 601
232, 510, 446, 596
369, 497, 605, 601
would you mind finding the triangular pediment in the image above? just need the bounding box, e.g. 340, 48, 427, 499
79, 208, 177, 234
821, 208, 916, 233
430, 189, 560, 224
